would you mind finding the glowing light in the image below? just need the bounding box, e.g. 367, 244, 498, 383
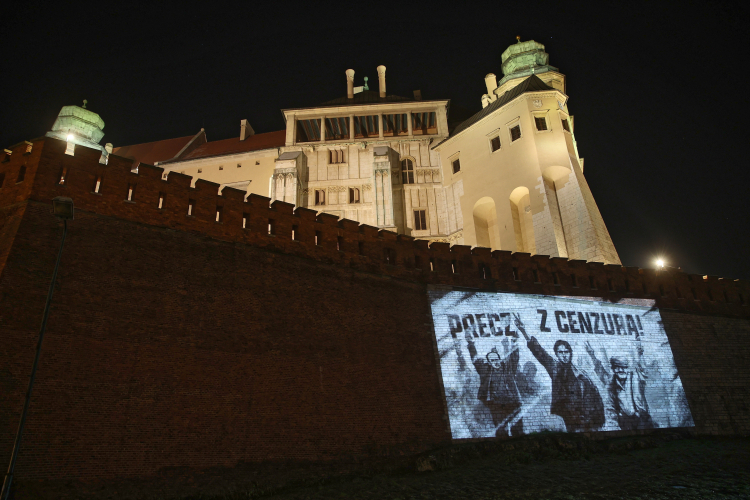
656, 259, 665, 268
66, 134, 74, 141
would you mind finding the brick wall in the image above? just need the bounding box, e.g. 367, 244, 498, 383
0, 138, 748, 488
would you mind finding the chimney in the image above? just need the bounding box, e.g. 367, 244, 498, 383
377, 65, 386, 98
413, 90, 422, 100
240, 119, 255, 141
484, 73, 498, 102
481, 94, 490, 109
346, 69, 355, 99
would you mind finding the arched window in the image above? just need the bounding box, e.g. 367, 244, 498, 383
401, 158, 414, 184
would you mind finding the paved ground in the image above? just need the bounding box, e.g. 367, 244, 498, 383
261, 437, 749, 500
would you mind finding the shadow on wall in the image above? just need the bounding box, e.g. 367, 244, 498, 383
509, 186, 535, 254
473, 197, 500, 251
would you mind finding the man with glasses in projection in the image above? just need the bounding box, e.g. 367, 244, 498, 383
513, 314, 605, 433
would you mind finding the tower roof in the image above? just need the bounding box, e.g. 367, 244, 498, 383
45, 102, 106, 151
497, 39, 559, 88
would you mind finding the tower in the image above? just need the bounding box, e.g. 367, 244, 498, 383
434, 39, 621, 264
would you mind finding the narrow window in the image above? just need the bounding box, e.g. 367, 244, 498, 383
237, 163, 242, 168
216, 206, 223, 222
58, 167, 68, 185
534, 116, 547, 131
659, 284, 665, 297
691, 288, 697, 300
608, 278, 614, 291
512, 267, 520, 281
625, 279, 630, 292
490, 136, 501, 152
158, 192, 165, 209
552, 272, 559, 285
385, 248, 395, 264
401, 159, 414, 184
349, 188, 360, 203
315, 189, 326, 206
337, 236, 343, 251
413, 209, 427, 230
94, 176, 103, 194
0, 173, 5, 188
589, 276, 596, 289
510, 125, 521, 142
187, 199, 196, 216
127, 183, 136, 201
452, 158, 461, 174
358, 241, 364, 255
451, 260, 456, 274
292, 225, 298, 240
481, 264, 489, 280
315, 230, 321, 246
243, 213, 249, 229
16, 165, 26, 183
561, 118, 571, 132
268, 219, 275, 235
429, 258, 435, 272
532, 269, 540, 283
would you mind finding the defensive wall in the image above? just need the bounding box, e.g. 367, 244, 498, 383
0, 137, 749, 494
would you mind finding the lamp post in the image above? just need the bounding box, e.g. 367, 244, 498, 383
1, 197, 74, 500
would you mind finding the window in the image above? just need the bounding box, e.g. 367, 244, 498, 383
94, 176, 103, 194
382, 113, 408, 137
243, 213, 249, 229
325, 117, 349, 140
411, 111, 438, 135
349, 187, 360, 203
187, 199, 196, 216
512, 267, 520, 281
330, 150, 346, 164
314, 189, 325, 206
58, 167, 68, 185
451, 260, 457, 274
625, 279, 630, 292
589, 276, 597, 289
237, 163, 242, 168
158, 192, 165, 208
510, 125, 522, 142
532, 269, 540, 283
216, 206, 223, 223
534, 116, 548, 131
16, 165, 26, 183
292, 225, 298, 240
452, 158, 461, 174
337, 236, 343, 251
384, 248, 396, 264
268, 219, 275, 235
127, 183, 136, 201
552, 272, 559, 285
490, 136, 501, 152
358, 241, 364, 255
401, 159, 414, 184
315, 231, 322, 246
561, 117, 571, 132
353, 115, 379, 139
413, 209, 427, 230
296, 118, 322, 142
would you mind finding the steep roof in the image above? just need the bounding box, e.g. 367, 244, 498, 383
437, 75, 556, 146
176, 130, 286, 162
113, 133, 199, 166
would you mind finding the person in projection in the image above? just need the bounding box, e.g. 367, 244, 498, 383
513, 314, 605, 432
465, 329, 523, 437
584, 341, 654, 430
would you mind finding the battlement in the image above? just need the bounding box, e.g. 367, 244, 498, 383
2, 137, 748, 318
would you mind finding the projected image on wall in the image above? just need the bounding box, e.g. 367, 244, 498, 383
428, 288, 694, 439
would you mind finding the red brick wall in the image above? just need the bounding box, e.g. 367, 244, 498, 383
0, 138, 748, 487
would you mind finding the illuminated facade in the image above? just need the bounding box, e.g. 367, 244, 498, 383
103, 39, 619, 263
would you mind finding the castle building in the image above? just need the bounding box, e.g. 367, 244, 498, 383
109, 39, 619, 263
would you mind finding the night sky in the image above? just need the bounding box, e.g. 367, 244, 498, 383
2, 2, 748, 280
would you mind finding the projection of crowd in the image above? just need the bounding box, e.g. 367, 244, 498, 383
429, 290, 694, 438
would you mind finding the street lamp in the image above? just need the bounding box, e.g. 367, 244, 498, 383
1, 197, 74, 500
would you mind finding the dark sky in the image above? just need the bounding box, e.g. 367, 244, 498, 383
2, 2, 748, 280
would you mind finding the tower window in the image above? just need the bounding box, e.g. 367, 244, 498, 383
414, 209, 427, 230
401, 159, 414, 184
314, 189, 326, 206
534, 116, 548, 131
490, 136, 501, 152
452, 158, 461, 174
510, 125, 522, 142
561, 118, 571, 132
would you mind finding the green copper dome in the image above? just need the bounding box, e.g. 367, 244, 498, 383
46, 101, 106, 152
498, 39, 558, 87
